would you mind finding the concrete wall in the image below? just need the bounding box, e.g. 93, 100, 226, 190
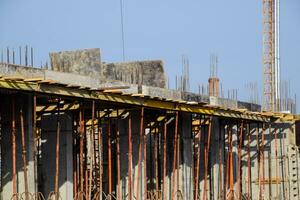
50, 48, 102, 77
102, 60, 166, 88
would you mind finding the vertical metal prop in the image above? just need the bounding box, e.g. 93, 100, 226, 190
237, 122, 243, 200
274, 125, 279, 199
195, 115, 202, 200
108, 114, 112, 194
12, 97, 17, 198
98, 124, 103, 200
247, 124, 251, 200
54, 99, 61, 200
171, 111, 179, 200
143, 108, 147, 199
128, 112, 133, 200
203, 118, 212, 200
80, 107, 84, 193
88, 101, 96, 200
116, 109, 121, 200
33, 95, 38, 194
20, 107, 29, 200
162, 118, 167, 199
261, 124, 265, 197
136, 107, 144, 200
154, 126, 159, 196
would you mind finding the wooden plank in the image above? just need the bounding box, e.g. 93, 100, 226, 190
3, 76, 24, 81
24, 78, 43, 82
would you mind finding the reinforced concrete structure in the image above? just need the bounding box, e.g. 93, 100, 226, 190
0, 48, 299, 200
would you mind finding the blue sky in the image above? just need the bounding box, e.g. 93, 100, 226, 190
0, 0, 299, 111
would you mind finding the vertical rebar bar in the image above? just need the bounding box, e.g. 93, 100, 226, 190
25, 46, 28, 66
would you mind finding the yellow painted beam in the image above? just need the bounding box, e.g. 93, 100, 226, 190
0, 79, 272, 122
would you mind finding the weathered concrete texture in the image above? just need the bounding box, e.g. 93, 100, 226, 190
102, 60, 166, 88
40, 114, 73, 200
0, 63, 44, 78
50, 48, 102, 77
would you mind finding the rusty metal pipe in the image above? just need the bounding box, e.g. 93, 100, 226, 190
54, 99, 61, 200
128, 112, 133, 200
237, 122, 243, 200
136, 107, 144, 200
171, 111, 179, 200
108, 114, 112, 194
143, 108, 147, 200
20, 107, 29, 200
116, 109, 121, 200
203, 118, 212, 200
80, 107, 84, 193
154, 126, 159, 196
162, 117, 167, 200
12, 97, 17, 198
88, 101, 96, 200
194, 115, 202, 200
247, 124, 251, 200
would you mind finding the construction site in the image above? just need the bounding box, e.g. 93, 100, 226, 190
0, 1, 299, 200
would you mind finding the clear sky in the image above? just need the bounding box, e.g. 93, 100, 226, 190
0, 0, 299, 111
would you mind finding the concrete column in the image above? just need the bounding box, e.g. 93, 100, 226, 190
211, 117, 223, 200
118, 110, 142, 200
180, 113, 193, 200
40, 113, 73, 199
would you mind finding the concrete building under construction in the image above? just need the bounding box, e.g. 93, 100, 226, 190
0, 48, 299, 200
